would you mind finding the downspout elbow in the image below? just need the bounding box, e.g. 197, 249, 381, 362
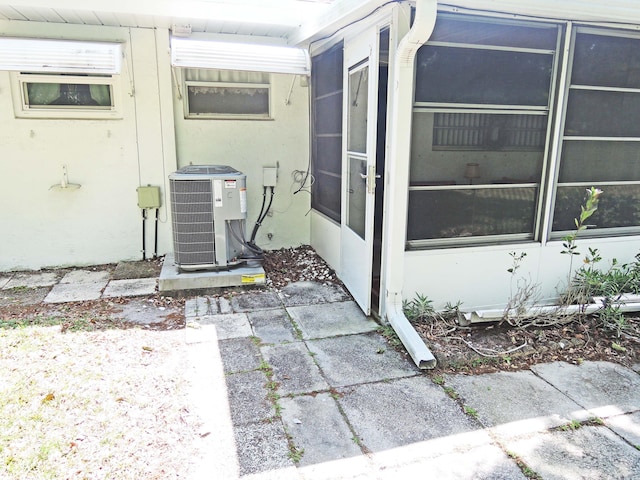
387, 292, 437, 369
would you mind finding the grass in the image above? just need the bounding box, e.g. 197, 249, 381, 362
0, 324, 196, 479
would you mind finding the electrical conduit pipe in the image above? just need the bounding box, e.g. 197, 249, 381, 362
383, 0, 438, 369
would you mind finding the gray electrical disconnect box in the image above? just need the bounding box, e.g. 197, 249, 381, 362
169, 165, 247, 271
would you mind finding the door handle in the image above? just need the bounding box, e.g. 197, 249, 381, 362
366, 165, 380, 194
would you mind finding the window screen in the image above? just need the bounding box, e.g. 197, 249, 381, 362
311, 43, 344, 223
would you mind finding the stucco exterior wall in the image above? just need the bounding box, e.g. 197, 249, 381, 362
0, 21, 176, 270
172, 72, 311, 251
403, 237, 640, 311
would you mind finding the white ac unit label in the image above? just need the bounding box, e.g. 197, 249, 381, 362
240, 188, 247, 213
214, 179, 223, 207
224, 180, 237, 189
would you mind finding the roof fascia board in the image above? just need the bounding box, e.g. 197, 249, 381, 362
1, 0, 318, 28
289, 0, 393, 46
441, 0, 640, 24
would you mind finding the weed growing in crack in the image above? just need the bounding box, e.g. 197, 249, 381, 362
443, 386, 458, 399
376, 325, 402, 349
463, 405, 478, 419
506, 451, 542, 480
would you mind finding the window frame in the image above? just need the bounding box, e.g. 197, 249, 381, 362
549, 26, 640, 239
408, 15, 563, 249
183, 80, 272, 120
11, 72, 121, 119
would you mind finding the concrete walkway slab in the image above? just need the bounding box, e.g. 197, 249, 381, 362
374, 441, 527, 480
0, 275, 12, 289
605, 412, 640, 447
3, 271, 59, 289
185, 296, 220, 318
234, 422, 295, 477
445, 370, 587, 437
1, 286, 50, 306
44, 282, 105, 303
280, 393, 362, 467
261, 342, 328, 396
307, 333, 417, 387
288, 301, 378, 340
279, 281, 350, 307
102, 278, 156, 298
337, 376, 480, 452
248, 309, 297, 344
231, 291, 282, 312
504, 425, 640, 480
193, 313, 253, 340
532, 361, 640, 417
226, 370, 274, 425
218, 337, 263, 374
60, 269, 110, 284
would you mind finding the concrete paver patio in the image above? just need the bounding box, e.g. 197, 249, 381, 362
4, 267, 640, 479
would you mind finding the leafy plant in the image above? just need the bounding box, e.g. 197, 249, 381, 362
403, 293, 435, 322
561, 187, 603, 283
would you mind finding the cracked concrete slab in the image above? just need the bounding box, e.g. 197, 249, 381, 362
3, 271, 59, 289
306, 333, 417, 387
59, 270, 110, 284
288, 301, 378, 339
218, 337, 263, 374
445, 370, 588, 437
0, 275, 12, 289
102, 278, 156, 298
605, 412, 640, 447
248, 308, 297, 344
191, 313, 253, 340
280, 393, 362, 467
231, 291, 282, 312
337, 376, 480, 453
261, 342, 328, 396
44, 282, 106, 303
531, 361, 640, 417
279, 281, 350, 307
185, 296, 219, 317
504, 425, 640, 480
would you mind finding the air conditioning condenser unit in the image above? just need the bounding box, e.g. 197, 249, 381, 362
169, 165, 248, 271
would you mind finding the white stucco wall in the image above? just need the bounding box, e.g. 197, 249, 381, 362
172, 72, 311, 251
310, 210, 341, 275
0, 21, 176, 271
403, 236, 640, 311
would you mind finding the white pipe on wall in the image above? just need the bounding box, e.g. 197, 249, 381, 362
383, 0, 438, 369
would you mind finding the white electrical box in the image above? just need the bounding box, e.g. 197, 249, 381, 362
263, 167, 278, 187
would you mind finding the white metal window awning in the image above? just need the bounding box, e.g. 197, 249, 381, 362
0, 38, 122, 74
171, 37, 310, 76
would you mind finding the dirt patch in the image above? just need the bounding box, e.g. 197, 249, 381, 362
0, 286, 51, 307
112, 258, 163, 280
415, 314, 640, 375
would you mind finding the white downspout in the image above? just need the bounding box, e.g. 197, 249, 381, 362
383, 0, 437, 369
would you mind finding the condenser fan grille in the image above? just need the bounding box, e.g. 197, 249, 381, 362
170, 179, 215, 266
